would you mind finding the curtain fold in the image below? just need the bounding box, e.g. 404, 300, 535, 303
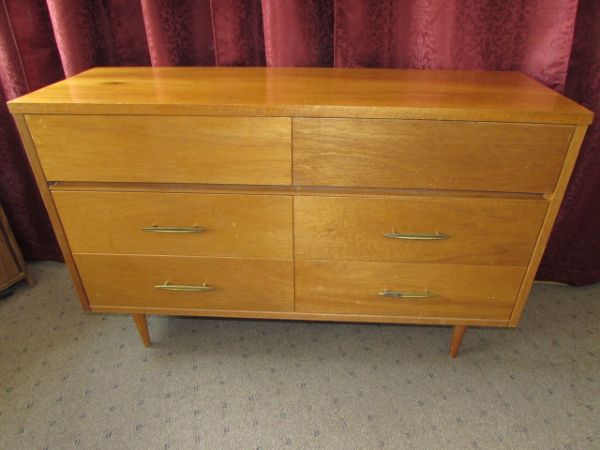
0, 0, 63, 260
0, 0, 598, 284
262, 0, 333, 66
334, 0, 579, 91
211, 0, 265, 66
538, 0, 600, 284
140, 0, 214, 67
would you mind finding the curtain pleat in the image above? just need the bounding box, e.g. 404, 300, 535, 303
47, 0, 114, 75
333, 0, 579, 90
0, 0, 63, 260
211, 0, 264, 66
538, 0, 600, 284
262, 0, 333, 66
140, 0, 214, 66
0, 0, 599, 284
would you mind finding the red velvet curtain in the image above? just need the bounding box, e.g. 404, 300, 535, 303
0, 0, 598, 284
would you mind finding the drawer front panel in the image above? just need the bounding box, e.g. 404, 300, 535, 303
295, 196, 547, 265
27, 115, 291, 185
295, 260, 524, 321
54, 191, 292, 258
76, 254, 294, 311
293, 118, 573, 193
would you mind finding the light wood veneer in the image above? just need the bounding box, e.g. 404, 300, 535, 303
294, 195, 547, 265
8, 67, 593, 356
294, 119, 573, 193
27, 115, 292, 185
295, 260, 525, 321
53, 191, 293, 258
75, 254, 294, 312
8, 67, 592, 124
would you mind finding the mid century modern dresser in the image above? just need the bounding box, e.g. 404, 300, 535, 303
8, 68, 592, 357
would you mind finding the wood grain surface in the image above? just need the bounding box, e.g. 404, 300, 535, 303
295, 260, 525, 321
294, 195, 547, 265
509, 124, 590, 325
75, 254, 294, 312
26, 114, 292, 185
90, 305, 508, 327
293, 118, 573, 193
53, 190, 293, 258
8, 67, 593, 124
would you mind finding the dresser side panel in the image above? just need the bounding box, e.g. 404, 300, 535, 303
509, 124, 589, 326
11, 114, 90, 310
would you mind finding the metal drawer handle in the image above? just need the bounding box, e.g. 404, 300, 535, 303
378, 289, 437, 299
142, 226, 205, 234
384, 232, 449, 240
154, 282, 214, 292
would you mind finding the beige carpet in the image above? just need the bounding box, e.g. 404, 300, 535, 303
0, 261, 598, 450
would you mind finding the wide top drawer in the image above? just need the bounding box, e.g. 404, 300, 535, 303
26, 115, 292, 185
293, 118, 573, 193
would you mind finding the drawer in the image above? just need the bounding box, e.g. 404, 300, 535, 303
26, 115, 291, 184
295, 260, 525, 321
293, 118, 573, 193
53, 191, 292, 258
75, 254, 293, 311
294, 196, 547, 265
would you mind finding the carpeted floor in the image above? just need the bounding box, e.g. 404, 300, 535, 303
0, 262, 598, 450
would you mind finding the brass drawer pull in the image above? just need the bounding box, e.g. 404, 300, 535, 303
384, 232, 449, 240
142, 226, 205, 233
154, 282, 214, 292
378, 289, 437, 299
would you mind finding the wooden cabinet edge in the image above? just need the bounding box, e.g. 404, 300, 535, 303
0, 205, 31, 286
509, 124, 589, 326
6, 104, 594, 125
48, 182, 550, 202
0, 273, 28, 291
89, 305, 510, 327
12, 114, 91, 311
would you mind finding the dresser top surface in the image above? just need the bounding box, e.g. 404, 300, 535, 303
8, 67, 592, 124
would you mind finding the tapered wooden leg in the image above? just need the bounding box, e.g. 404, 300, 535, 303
449, 325, 467, 358
24, 272, 34, 286
132, 314, 151, 347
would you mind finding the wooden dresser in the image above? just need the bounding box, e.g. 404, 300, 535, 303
8, 68, 592, 356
